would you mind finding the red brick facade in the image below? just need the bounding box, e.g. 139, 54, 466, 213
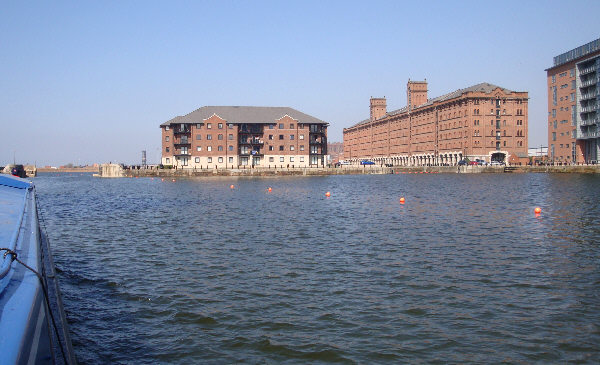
344, 81, 529, 166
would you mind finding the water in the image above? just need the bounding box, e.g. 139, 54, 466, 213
33, 173, 600, 364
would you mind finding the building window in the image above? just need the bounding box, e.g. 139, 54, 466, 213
218, 157, 223, 163
570, 68, 575, 77
279, 123, 284, 129
218, 146, 223, 151
269, 135, 273, 140
166, 157, 170, 163
280, 157, 284, 162
552, 75, 556, 83
196, 134, 201, 140
218, 123, 223, 129
218, 134, 223, 140
229, 157, 233, 163
208, 157, 212, 163
207, 123, 212, 129
166, 147, 170, 152
571, 80, 576, 89
300, 145, 304, 151
228, 134, 233, 140
269, 146, 274, 151
299, 134, 304, 140
552, 109, 556, 118
300, 157, 304, 162
165, 136, 169, 142
269, 124, 274, 129
196, 124, 201, 129
197, 146, 201, 151
229, 145, 233, 151
195, 157, 200, 163
552, 132, 556, 141
207, 146, 212, 151
290, 146, 295, 151
279, 135, 284, 140
290, 123, 294, 129
165, 126, 170, 131
279, 146, 284, 151
290, 135, 295, 140
552, 86, 557, 106
269, 157, 274, 162
207, 134, 212, 140
228, 124, 234, 129
290, 157, 294, 162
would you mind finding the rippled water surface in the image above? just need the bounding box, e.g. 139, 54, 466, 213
34, 173, 600, 364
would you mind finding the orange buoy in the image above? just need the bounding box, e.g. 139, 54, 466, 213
230, 184, 235, 189
534, 207, 542, 214
325, 192, 331, 197
161, 178, 164, 181
399, 197, 405, 204
172, 179, 176, 182
268, 187, 272, 192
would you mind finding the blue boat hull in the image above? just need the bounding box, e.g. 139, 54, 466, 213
0, 175, 76, 364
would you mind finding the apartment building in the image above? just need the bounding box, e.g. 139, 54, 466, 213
546, 38, 600, 163
161, 106, 328, 168
343, 80, 529, 166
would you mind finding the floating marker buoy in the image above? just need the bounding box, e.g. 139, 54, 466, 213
161, 178, 164, 181
230, 185, 235, 189
172, 179, 176, 182
399, 197, 405, 204
534, 207, 542, 214
268, 187, 272, 192
325, 192, 331, 197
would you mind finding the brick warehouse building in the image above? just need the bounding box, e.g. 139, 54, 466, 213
343, 80, 529, 166
160, 106, 328, 168
546, 38, 600, 164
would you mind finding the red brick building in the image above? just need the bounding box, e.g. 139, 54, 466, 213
546, 38, 600, 164
161, 106, 328, 168
343, 80, 529, 166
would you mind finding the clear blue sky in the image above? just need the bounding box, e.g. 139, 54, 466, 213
1, 0, 599, 166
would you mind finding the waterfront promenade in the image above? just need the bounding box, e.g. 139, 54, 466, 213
94, 163, 600, 178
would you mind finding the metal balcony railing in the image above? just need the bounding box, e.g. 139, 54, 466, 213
579, 130, 599, 139
580, 78, 598, 87
581, 91, 598, 100
581, 104, 598, 113
579, 65, 597, 75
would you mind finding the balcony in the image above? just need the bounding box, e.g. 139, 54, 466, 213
580, 104, 598, 113
240, 139, 264, 145
239, 128, 263, 134
579, 130, 599, 139
239, 150, 263, 156
581, 91, 598, 100
174, 139, 191, 145
579, 65, 597, 75
580, 78, 598, 88
174, 151, 191, 156
581, 117, 599, 126
174, 128, 190, 134
309, 139, 324, 145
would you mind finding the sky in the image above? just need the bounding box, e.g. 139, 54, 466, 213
1, 0, 599, 166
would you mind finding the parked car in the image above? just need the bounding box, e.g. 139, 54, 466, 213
469, 161, 478, 165
490, 161, 505, 166
458, 160, 468, 166
360, 160, 375, 165
335, 160, 351, 167
475, 159, 487, 166
384, 163, 393, 167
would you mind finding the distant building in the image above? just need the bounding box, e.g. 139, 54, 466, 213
160, 106, 328, 168
327, 142, 344, 163
343, 80, 529, 166
546, 38, 600, 164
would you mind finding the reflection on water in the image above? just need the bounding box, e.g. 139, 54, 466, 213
35, 173, 600, 363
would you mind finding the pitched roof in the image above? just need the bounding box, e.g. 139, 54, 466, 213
161, 106, 327, 126
347, 82, 520, 129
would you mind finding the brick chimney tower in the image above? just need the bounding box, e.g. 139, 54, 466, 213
370, 97, 387, 121
407, 79, 428, 110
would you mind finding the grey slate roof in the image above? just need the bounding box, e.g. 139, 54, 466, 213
348, 82, 519, 129
161, 106, 327, 127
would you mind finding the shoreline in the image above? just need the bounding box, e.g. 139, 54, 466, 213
90, 164, 600, 178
